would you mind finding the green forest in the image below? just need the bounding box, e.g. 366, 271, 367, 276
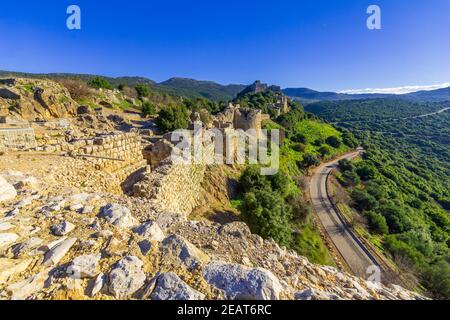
307, 98, 450, 299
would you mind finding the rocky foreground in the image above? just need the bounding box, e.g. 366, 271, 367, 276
0, 168, 426, 300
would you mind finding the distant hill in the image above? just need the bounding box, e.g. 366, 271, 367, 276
283, 86, 450, 103
0, 71, 246, 102
405, 86, 450, 102
158, 77, 246, 101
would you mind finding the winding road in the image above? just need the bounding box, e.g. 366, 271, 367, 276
310, 151, 379, 278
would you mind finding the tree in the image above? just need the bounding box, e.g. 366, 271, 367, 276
339, 159, 354, 172
155, 104, 190, 133
241, 189, 293, 247
364, 211, 389, 234
302, 153, 320, 168
88, 77, 113, 90
318, 145, 332, 158
421, 260, 450, 300
326, 136, 342, 148
355, 163, 377, 181
135, 84, 150, 99
141, 101, 157, 116
351, 189, 378, 211
342, 170, 360, 186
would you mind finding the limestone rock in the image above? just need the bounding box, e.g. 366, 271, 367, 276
218, 222, 252, 238
7, 268, 51, 300
11, 237, 43, 257
0, 221, 14, 231
68, 254, 101, 278
87, 272, 106, 297
108, 256, 146, 299
0, 176, 17, 203
0, 258, 32, 283
0, 233, 19, 249
151, 272, 205, 300
51, 221, 76, 236
133, 221, 165, 242
160, 235, 209, 270
99, 204, 138, 229
295, 288, 332, 300
43, 238, 77, 266
203, 261, 283, 300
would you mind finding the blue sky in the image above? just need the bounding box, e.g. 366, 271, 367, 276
0, 0, 449, 92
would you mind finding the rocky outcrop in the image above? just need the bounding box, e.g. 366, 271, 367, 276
203, 261, 283, 300
99, 203, 138, 229
151, 272, 205, 300
108, 256, 146, 299
0, 78, 77, 121
0, 176, 17, 203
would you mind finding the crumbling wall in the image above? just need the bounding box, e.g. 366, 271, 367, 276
0, 127, 37, 151
133, 159, 206, 215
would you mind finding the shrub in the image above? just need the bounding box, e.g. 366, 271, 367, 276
364, 211, 389, 234
302, 153, 320, 168
57, 78, 92, 101
135, 84, 150, 99
318, 145, 332, 157
339, 159, 354, 172
355, 163, 377, 181
155, 104, 190, 133
88, 77, 113, 90
326, 135, 342, 148
351, 189, 378, 211
240, 189, 293, 247
292, 143, 306, 153
141, 101, 157, 116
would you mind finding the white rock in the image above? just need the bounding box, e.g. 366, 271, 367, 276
87, 272, 106, 297
68, 254, 101, 278
295, 288, 332, 300
151, 272, 205, 300
99, 204, 138, 229
12, 237, 43, 257
0, 222, 14, 231
133, 221, 165, 242
0, 258, 32, 283
43, 238, 77, 266
51, 221, 76, 236
108, 256, 146, 298
0, 233, 19, 249
69, 203, 84, 212
7, 268, 50, 300
203, 261, 283, 300
0, 176, 17, 203
160, 235, 209, 270
81, 206, 94, 214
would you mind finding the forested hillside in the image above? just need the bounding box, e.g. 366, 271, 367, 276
306, 98, 450, 299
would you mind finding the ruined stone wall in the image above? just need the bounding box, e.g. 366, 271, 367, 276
0, 127, 37, 151
133, 159, 206, 216
65, 132, 148, 183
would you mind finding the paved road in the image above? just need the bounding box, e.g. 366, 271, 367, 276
310, 152, 378, 278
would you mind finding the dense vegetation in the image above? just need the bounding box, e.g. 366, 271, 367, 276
233, 93, 357, 265
308, 98, 450, 299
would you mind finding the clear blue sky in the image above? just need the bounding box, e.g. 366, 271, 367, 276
0, 0, 449, 91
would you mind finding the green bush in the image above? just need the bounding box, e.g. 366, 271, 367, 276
364, 211, 389, 234
142, 101, 157, 116
351, 189, 378, 211
88, 77, 113, 90
241, 189, 293, 247
302, 153, 321, 168
326, 135, 342, 148
155, 104, 190, 133
318, 145, 332, 157
135, 84, 150, 99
